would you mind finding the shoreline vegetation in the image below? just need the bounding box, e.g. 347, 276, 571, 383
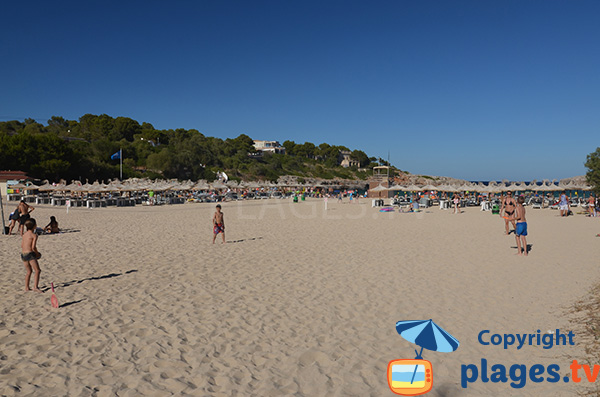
0, 114, 395, 184
3, 115, 597, 192
571, 284, 600, 396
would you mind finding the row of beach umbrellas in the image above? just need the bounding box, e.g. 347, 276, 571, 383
21, 178, 360, 193
372, 180, 592, 193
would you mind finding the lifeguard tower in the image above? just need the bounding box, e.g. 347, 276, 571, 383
367, 166, 394, 198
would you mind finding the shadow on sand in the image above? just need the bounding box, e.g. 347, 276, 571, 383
49, 269, 138, 290
227, 237, 264, 244
510, 244, 533, 254
59, 299, 85, 308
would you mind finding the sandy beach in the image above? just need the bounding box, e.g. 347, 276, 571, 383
1, 199, 599, 396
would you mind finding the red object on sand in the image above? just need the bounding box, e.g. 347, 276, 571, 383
51, 283, 59, 308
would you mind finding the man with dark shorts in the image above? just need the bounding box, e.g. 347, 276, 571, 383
500, 191, 516, 235
17, 200, 34, 236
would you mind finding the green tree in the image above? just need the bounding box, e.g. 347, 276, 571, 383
113, 117, 141, 141
283, 140, 296, 155
350, 150, 369, 167
585, 147, 600, 194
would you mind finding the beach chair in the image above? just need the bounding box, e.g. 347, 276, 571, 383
531, 197, 543, 209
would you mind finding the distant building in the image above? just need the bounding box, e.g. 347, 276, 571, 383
338, 150, 359, 168
367, 166, 394, 198
0, 170, 28, 198
253, 140, 286, 155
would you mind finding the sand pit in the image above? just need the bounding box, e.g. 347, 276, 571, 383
1, 199, 599, 396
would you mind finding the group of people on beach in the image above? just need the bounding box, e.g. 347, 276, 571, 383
8, 200, 59, 236
15, 199, 222, 294
7, 200, 61, 292
500, 192, 529, 256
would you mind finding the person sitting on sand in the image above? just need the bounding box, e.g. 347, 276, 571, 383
500, 192, 516, 234
44, 216, 60, 234
212, 204, 226, 244
510, 196, 528, 256
21, 218, 43, 292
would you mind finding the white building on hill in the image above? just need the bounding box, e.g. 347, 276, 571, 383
253, 140, 286, 155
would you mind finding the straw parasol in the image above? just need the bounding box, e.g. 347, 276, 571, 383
211, 181, 228, 190
370, 184, 388, 192
10, 182, 29, 190
404, 184, 422, 192
421, 184, 438, 192
65, 181, 83, 192
37, 182, 56, 192
387, 184, 407, 191
436, 184, 457, 193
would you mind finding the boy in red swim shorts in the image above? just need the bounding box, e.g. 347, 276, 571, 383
212, 204, 226, 244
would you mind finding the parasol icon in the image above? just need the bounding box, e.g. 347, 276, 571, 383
396, 319, 459, 384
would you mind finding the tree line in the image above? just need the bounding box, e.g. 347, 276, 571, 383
586, 147, 600, 194
0, 114, 387, 182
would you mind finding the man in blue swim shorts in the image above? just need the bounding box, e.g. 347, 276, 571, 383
513, 196, 528, 256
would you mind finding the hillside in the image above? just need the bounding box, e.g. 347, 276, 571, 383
0, 115, 394, 183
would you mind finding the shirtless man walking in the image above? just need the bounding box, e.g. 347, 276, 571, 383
17, 200, 34, 236
512, 196, 528, 256
500, 191, 516, 235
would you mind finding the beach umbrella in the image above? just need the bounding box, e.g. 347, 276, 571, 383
468, 183, 486, 193
10, 182, 29, 190
505, 183, 520, 193
485, 183, 502, 193
436, 184, 457, 193
65, 181, 83, 192
370, 184, 388, 192
194, 180, 210, 190
37, 182, 56, 192
396, 319, 459, 384
421, 184, 438, 192
396, 319, 459, 354
388, 184, 406, 191
457, 183, 476, 192
405, 184, 422, 192
226, 180, 239, 189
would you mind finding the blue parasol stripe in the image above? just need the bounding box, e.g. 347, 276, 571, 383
430, 324, 455, 352
432, 323, 459, 351
395, 320, 426, 332
414, 322, 438, 351
397, 322, 429, 343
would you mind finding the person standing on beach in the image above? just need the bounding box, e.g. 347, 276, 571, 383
7, 205, 20, 235
21, 218, 43, 292
500, 192, 516, 234
559, 191, 569, 217
453, 193, 460, 214
17, 200, 34, 236
512, 196, 528, 256
587, 194, 596, 217
212, 204, 225, 244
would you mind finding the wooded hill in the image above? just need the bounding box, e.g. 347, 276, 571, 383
0, 115, 393, 182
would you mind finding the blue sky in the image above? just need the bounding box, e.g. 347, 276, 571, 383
1, 1, 598, 181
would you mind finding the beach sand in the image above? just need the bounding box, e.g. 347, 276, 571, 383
1, 199, 599, 396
